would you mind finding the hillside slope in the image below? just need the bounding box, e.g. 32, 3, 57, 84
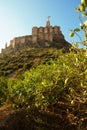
0, 46, 69, 77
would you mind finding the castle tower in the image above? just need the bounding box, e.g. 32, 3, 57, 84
5, 43, 7, 48
32, 27, 38, 43
38, 27, 44, 40
45, 16, 53, 42
10, 39, 16, 48
46, 16, 50, 27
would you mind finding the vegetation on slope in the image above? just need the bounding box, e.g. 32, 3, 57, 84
0, 47, 87, 129
0, 47, 66, 77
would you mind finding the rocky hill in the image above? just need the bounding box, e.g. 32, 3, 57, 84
0, 47, 70, 77
0, 19, 71, 77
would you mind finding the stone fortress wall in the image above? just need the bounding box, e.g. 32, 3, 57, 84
10, 35, 32, 48
1, 17, 66, 52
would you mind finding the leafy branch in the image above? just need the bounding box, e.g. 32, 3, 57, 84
70, 0, 87, 46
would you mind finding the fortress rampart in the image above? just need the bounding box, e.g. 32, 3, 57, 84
10, 35, 32, 48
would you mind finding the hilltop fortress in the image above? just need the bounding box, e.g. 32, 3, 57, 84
1, 17, 70, 53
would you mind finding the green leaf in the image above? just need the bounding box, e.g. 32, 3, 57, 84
69, 32, 74, 37
74, 28, 80, 32
81, 0, 87, 8
79, 4, 85, 12
82, 12, 87, 17
74, 8, 81, 12
84, 20, 87, 26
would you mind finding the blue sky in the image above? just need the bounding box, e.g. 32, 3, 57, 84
0, 0, 81, 51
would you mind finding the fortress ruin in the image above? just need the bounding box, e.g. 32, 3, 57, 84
1, 17, 70, 53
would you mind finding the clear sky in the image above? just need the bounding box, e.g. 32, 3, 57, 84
0, 0, 81, 51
